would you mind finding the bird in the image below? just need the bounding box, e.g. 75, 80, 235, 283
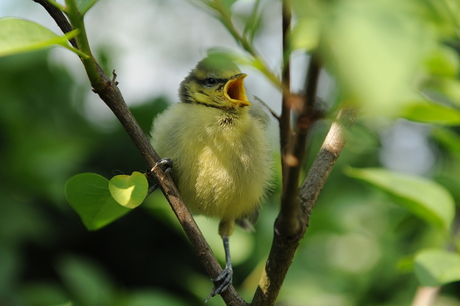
150, 54, 272, 300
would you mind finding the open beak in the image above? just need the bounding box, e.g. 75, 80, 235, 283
224, 73, 251, 106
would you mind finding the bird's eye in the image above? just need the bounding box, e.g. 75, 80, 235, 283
204, 77, 217, 86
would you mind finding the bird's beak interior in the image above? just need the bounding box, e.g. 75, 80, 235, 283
224, 74, 251, 106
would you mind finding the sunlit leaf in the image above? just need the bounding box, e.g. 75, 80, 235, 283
320, 1, 433, 117
401, 101, 460, 126
423, 78, 460, 107
76, 0, 99, 15
108, 172, 148, 209
345, 167, 455, 231
65, 173, 130, 230
414, 249, 460, 287
289, 17, 319, 52
424, 45, 460, 78
0, 18, 78, 57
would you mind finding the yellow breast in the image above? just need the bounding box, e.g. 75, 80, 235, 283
151, 103, 271, 222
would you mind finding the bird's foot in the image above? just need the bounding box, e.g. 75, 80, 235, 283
154, 158, 173, 174
205, 267, 233, 302
146, 158, 173, 195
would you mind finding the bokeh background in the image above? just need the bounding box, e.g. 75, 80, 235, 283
1, 0, 460, 305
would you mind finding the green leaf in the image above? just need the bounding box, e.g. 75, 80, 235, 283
414, 249, 460, 287
320, 1, 432, 117
432, 128, 460, 158
401, 101, 460, 126
423, 78, 460, 108
0, 18, 78, 57
76, 0, 99, 15
424, 45, 460, 78
289, 17, 319, 52
65, 173, 130, 230
108, 172, 148, 209
345, 167, 455, 231
57, 255, 114, 306
220, 0, 238, 14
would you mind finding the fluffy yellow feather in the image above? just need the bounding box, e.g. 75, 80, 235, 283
150, 54, 271, 298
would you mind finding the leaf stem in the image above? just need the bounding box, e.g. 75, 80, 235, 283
211, 0, 282, 90
64, 0, 102, 89
45, 0, 67, 12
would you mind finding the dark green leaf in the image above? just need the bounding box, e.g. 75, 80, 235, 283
65, 173, 130, 230
432, 128, 460, 158
57, 255, 114, 306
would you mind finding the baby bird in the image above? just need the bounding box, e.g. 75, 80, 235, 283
150, 54, 271, 299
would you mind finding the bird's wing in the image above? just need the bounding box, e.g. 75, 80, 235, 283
249, 98, 270, 129
235, 208, 260, 232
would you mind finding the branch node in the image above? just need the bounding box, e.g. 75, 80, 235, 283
111, 69, 118, 84
92, 81, 112, 94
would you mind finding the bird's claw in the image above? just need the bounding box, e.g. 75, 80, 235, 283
154, 158, 173, 174
146, 158, 173, 195
205, 267, 233, 302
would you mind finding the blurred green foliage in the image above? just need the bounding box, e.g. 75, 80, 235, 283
2, 0, 460, 305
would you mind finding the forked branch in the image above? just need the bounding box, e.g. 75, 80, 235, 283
33, 1, 248, 305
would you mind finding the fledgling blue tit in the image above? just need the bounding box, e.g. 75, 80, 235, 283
150, 54, 272, 299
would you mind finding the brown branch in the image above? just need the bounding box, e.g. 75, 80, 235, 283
251, 2, 327, 304
252, 107, 357, 306
33, 1, 248, 305
279, 0, 292, 185
411, 287, 440, 306
278, 55, 321, 237
299, 107, 357, 216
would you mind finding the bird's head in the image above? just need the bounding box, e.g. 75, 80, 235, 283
179, 55, 251, 109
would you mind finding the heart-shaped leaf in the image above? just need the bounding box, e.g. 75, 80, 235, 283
345, 167, 455, 231
109, 172, 148, 209
415, 249, 460, 287
65, 173, 130, 230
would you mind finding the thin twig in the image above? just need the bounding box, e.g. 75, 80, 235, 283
32, 1, 248, 305
279, 0, 292, 188
278, 55, 321, 237
208, 0, 282, 90
253, 95, 280, 120
411, 287, 440, 306
300, 107, 357, 216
